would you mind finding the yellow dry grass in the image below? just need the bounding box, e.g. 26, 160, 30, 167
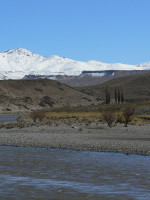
46, 112, 102, 121
22, 105, 150, 126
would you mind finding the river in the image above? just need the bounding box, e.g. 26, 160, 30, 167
0, 146, 150, 199
0, 115, 18, 123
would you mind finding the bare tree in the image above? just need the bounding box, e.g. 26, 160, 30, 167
122, 106, 135, 127
102, 110, 116, 128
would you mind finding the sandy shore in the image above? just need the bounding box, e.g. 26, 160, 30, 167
0, 123, 150, 155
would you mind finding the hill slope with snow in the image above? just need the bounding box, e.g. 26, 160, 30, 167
0, 48, 150, 80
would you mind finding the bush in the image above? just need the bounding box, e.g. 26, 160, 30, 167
102, 110, 116, 128
116, 113, 124, 123
39, 96, 54, 107
30, 112, 45, 122
122, 106, 135, 127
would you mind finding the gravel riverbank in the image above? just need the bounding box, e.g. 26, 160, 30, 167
0, 123, 150, 155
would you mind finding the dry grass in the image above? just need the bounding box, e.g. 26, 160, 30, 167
19, 102, 150, 128
45, 112, 102, 123
50, 102, 150, 114
131, 115, 150, 125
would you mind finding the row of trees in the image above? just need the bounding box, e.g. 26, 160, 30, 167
105, 87, 124, 104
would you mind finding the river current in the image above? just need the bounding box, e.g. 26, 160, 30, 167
0, 146, 150, 200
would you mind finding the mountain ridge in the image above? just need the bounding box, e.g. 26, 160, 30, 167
0, 48, 150, 80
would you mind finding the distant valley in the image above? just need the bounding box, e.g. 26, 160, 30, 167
0, 48, 150, 113
77, 72, 150, 103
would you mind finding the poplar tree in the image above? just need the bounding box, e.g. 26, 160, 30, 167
114, 88, 118, 104
105, 87, 111, 104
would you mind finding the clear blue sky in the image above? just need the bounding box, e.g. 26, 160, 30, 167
0, 0, 150, 64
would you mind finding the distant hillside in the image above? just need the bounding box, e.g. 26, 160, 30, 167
77, 73, 150, 102
0, 79, 98, 113
57, 70, 150, 87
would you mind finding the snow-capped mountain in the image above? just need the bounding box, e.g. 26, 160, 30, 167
0, 48, 150, 80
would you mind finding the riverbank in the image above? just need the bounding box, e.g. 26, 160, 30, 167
0, 123, 150, 155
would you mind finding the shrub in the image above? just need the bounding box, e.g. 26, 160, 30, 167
116, 113, 124, 123
39, 96, 54, 107
122, 106, 135, 127
30, 112, 45, 122
102, 110, 116, 128
79, 128, 83, 132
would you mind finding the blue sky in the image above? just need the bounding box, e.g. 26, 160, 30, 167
0, 0, 150, 64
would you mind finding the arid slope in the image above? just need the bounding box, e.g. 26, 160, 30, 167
0, 79, 98, 112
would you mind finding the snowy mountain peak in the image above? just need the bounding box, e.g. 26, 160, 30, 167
0, 48, 46, 72
4, 48, 30, 55
0, 48, 150, 80
48, 55, 72, 62
3, 48, 44, 58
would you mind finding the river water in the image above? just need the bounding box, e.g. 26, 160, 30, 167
0, 115, 18, 123
0, 146, 150, 200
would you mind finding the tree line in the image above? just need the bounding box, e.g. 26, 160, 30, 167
105, 86, 124, 104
